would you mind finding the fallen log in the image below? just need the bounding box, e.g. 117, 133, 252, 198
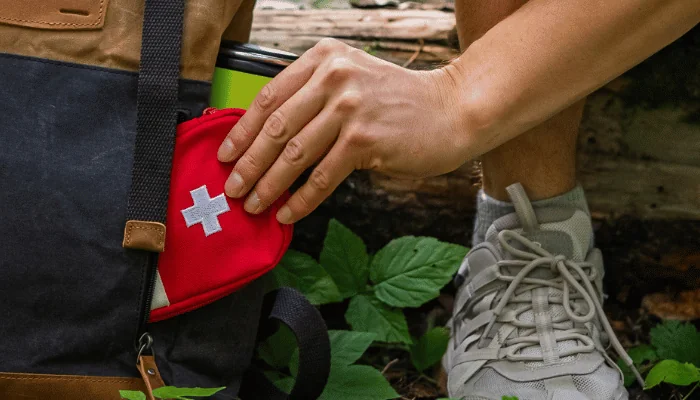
251, 11, 700, 303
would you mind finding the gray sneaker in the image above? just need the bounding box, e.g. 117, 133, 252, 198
443, 183, 642, 400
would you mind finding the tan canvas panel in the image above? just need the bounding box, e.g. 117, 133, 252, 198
0, 0, 255, 81
0, 0, 109, 30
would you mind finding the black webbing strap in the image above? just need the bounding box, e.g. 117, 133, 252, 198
239, 288, 331, 400
124, 0, 184, 247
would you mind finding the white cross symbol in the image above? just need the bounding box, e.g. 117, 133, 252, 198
181, 185, 230, 236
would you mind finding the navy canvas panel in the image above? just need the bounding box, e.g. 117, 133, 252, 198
0, 53, 263, 392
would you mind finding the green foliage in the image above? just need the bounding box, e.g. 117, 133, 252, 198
644, 360, 700, 389
650, 320, 700, 366
263, 219, 468, 399
617, 320, 700, 400
120, 387, 225, 400
410, 327, 450, 372
273, 219, 467, 346
271, 330, 399, 400
274, 250, 342, 305
618, 344, 659, 387
258, 324, 298, 368
371, 237, 468, 308
151, 386, 225, 400
502, 397, 520, 400
319, 219, 370, 299
345, 294, 412, 344
320, 364, 399, 400
119, 391, 146, 400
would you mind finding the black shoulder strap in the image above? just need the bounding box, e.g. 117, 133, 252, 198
126, 3, 330, 398
123, 0, 184, 252
239, 288, 331, 400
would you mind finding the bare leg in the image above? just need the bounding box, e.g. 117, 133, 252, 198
455, 0, 585, 201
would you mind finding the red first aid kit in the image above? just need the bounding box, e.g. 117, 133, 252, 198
149, 107, 293, 322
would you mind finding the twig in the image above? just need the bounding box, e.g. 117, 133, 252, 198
682, 382, 699, 400
382, 358, 400, 375
402, 39, 425, 68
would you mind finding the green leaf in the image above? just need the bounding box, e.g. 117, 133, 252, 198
265, 371, 295, 394
274, 250, 342, 305
501, 397, 520, 400
319, 364, 399, 400
345, 294, 412, 344
119, 390, 146, 400
258, 325, 298, 368
618, 344, 660, 387
319, 219, 370, 299
410, 327, 450, 372
152, 386, 225, 400
329, 330, 377, 366
628, 344, 659, 365
370, 237, 468, 308
650, 320, 700, 365
617, 358, 637, 388
644, 360, 700, 389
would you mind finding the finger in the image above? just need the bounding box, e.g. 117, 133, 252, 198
275, 140, 356, 224
217, 39, 343, 162
224, 83, 326, 198
242, 106, 343, 214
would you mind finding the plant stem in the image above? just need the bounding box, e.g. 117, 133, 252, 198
682, 382, 699, 400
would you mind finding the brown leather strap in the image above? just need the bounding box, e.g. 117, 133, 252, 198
137, 355, 168, 400
0, 371, 147, 400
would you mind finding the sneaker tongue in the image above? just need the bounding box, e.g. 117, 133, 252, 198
484, 184, 593, 263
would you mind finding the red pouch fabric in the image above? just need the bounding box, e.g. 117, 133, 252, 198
149, 108, 292, 322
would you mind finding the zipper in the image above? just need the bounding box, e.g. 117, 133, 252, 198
134, 106, 243, 342
136, 252, 159, 345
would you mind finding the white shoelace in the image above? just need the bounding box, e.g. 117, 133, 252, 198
476, 229, 644, 386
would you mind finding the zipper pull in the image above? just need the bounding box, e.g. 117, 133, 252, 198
136, 333, 168, 400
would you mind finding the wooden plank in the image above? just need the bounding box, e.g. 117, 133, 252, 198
252, 9, 456, 42
250, 11, 700, 220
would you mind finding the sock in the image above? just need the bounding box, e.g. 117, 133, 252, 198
472, 184, 590, 245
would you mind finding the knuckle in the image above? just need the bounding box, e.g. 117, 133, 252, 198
294, 190, 313, 210
281, 138, 305, 166
255, 84, 276, 112
343, 127, 373, 149
315, 38, 341, 54
262, 112, 286, 139
236, 117, 256, 141
240, 152, 259, 170
335, 91, 361, 113
325, 58, 355, 82
308, 168, 331, 192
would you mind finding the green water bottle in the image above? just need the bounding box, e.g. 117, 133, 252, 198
210, 41, 298, 109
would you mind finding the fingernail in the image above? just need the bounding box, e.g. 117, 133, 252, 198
276, 205, 293, 224
225, 172, 245, 198
217, 138, 235, 162
244, 191, 261, 214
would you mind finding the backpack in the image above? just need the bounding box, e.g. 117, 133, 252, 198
0, 0, 330, 398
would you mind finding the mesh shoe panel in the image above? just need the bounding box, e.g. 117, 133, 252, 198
572, 363, 622, 399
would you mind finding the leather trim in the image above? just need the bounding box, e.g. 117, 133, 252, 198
0, 0, 108, 30
138, 356, 168, 400
0, 0, 253, 81
0, 372, 147, 400
123, 220, 166, 252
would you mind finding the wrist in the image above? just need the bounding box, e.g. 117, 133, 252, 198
430, 62, 496, 163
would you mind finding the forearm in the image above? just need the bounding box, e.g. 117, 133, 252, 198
446, 0, 700, 159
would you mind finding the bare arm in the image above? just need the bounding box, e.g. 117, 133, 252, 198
218, 0, 699, 224
446, 0, 700, 158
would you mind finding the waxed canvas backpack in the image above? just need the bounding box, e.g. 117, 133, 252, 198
0, 0, 330, 399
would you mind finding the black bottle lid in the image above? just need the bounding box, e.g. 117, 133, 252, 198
216, 41, 299, 78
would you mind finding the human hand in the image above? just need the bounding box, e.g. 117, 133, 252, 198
217, 38, 467, 224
